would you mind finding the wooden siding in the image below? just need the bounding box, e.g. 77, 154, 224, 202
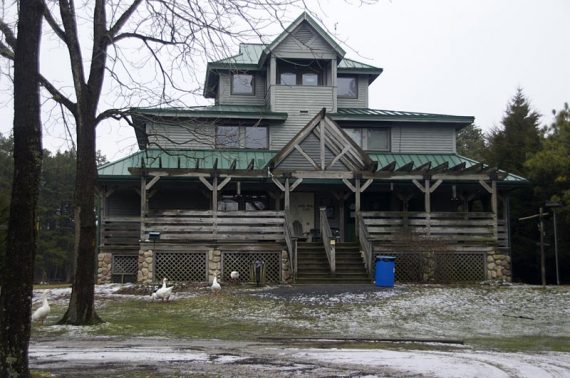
273, 23, 337, 60
217, 72, 266, 106
278, 132, 348, 171
361, 211, 503, 249
269, 85, 335, 149
337, 76, 369, 108
143, 210, 285, 243
391, 125, 455, 153
100, 216, 140, 251
146, 120, 215, 150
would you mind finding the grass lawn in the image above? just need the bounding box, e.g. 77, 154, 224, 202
32, 284, 570, 352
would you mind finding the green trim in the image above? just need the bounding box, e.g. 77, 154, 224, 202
130, 105, 288, 121
331, 108, 474, 125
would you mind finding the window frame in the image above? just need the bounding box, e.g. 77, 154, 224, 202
337, 75, 358, 99
342, 127, 391, 151
215, 125, 269, 150
230, 73, 255, 96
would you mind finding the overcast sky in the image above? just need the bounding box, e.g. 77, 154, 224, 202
1, 0, 569, 161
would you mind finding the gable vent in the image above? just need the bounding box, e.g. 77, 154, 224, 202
294, 24, 314, 44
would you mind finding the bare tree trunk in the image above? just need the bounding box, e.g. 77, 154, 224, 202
58, 111, 102, 325
0, 0, 44, 376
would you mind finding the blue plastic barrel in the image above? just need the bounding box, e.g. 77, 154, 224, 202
375, 256, 396, 287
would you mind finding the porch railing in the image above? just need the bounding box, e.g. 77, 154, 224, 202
283, 210, 298, 277
100, 216, 141, 249
356, 212, 374, 277
143, 210, 285, 243
361, 211, 500, 247
319, 208, 336, 273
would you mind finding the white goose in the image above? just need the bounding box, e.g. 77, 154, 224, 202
211, 276, 221, 293
32, 296, 50, 325
152, 278, 174, 301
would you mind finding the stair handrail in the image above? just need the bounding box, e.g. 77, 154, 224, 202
319, 207, 336, 273
356, 212, 374, 277
283, 210, 297, 277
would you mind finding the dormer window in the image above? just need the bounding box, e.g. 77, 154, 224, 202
231, 73, 255, 95
338, 76, 358, 98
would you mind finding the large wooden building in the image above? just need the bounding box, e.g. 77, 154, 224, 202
97, 13, 525, 285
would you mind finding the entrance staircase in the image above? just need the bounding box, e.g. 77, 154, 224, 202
296, 242, 370, 283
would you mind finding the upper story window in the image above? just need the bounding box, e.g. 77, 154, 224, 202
280, 72, 297, 85
231, 73, 255, 95
302, 73, 319, 86
344, 127, 390, 151
277, 59, 323, 86
338, 76, 358, 98
216, 126, 268, 149
216, 126, 240, 148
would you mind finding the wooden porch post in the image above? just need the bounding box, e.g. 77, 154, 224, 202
491, 180, 498, 240
284, 178, 290, 211
355, 179, 361, 238
140, 176, 147, 240
425, 179, 431, 236
212, 175, 218, 212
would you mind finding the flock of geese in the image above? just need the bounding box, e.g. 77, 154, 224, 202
31, 270, 241, 326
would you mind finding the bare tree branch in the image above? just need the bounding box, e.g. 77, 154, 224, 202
107, 0, 143, 38
41, 0, 66, 42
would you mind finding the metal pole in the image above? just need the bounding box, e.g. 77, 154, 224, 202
553, 209, 560, 286
539, 207, 546, 288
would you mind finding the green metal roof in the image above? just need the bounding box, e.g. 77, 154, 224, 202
130, 105, 287, 120
98, 149, 277, 177
99, 149, 526, 183
331, 108, 474, 125
367, 153, 527, 182
204, 13, 383, 98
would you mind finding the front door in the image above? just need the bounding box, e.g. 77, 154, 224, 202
290, 192, 314, 238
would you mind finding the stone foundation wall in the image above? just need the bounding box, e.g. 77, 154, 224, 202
138, 248, 154, 284
208, 249, 221, 283
97, 252, 112, 284
487, 250, 512, 281
282, 249, 292, 283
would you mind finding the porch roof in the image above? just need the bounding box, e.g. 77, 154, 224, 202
98, 149, 277, 177
367, 153, 527, 183
99, 149, 527, 184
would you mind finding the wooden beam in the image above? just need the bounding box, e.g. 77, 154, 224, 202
413, 162, 431, 172
360, 178, 374, 193
271, 177, 285, 192
342, 178, 356, 193
290, 178, 303, 192
478, 180, 492, 193
424, 179, 431, 235
412, 179, 426, 193
380, 161, 396, 172
449, 162, 466, 172
294, 144, 319, 169
429, 179, 443, 193
430, 162, 449, 174
145, 176, 161, 191
327, 144, 350, 170
217, 176, 232, 191
212, 158, 218, 171
140, 176, 147, 240
199, 176, 213, 191
229, 159, 237, 171
247, 159, 255, 170
396, 162, 414, 172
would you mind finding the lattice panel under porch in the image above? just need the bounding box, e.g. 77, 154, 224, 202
222, 252, 281, 284
112, 255, 137, 283
154, 251, 208, 282
433, 253, 486, 282
385, 252, 486, 283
